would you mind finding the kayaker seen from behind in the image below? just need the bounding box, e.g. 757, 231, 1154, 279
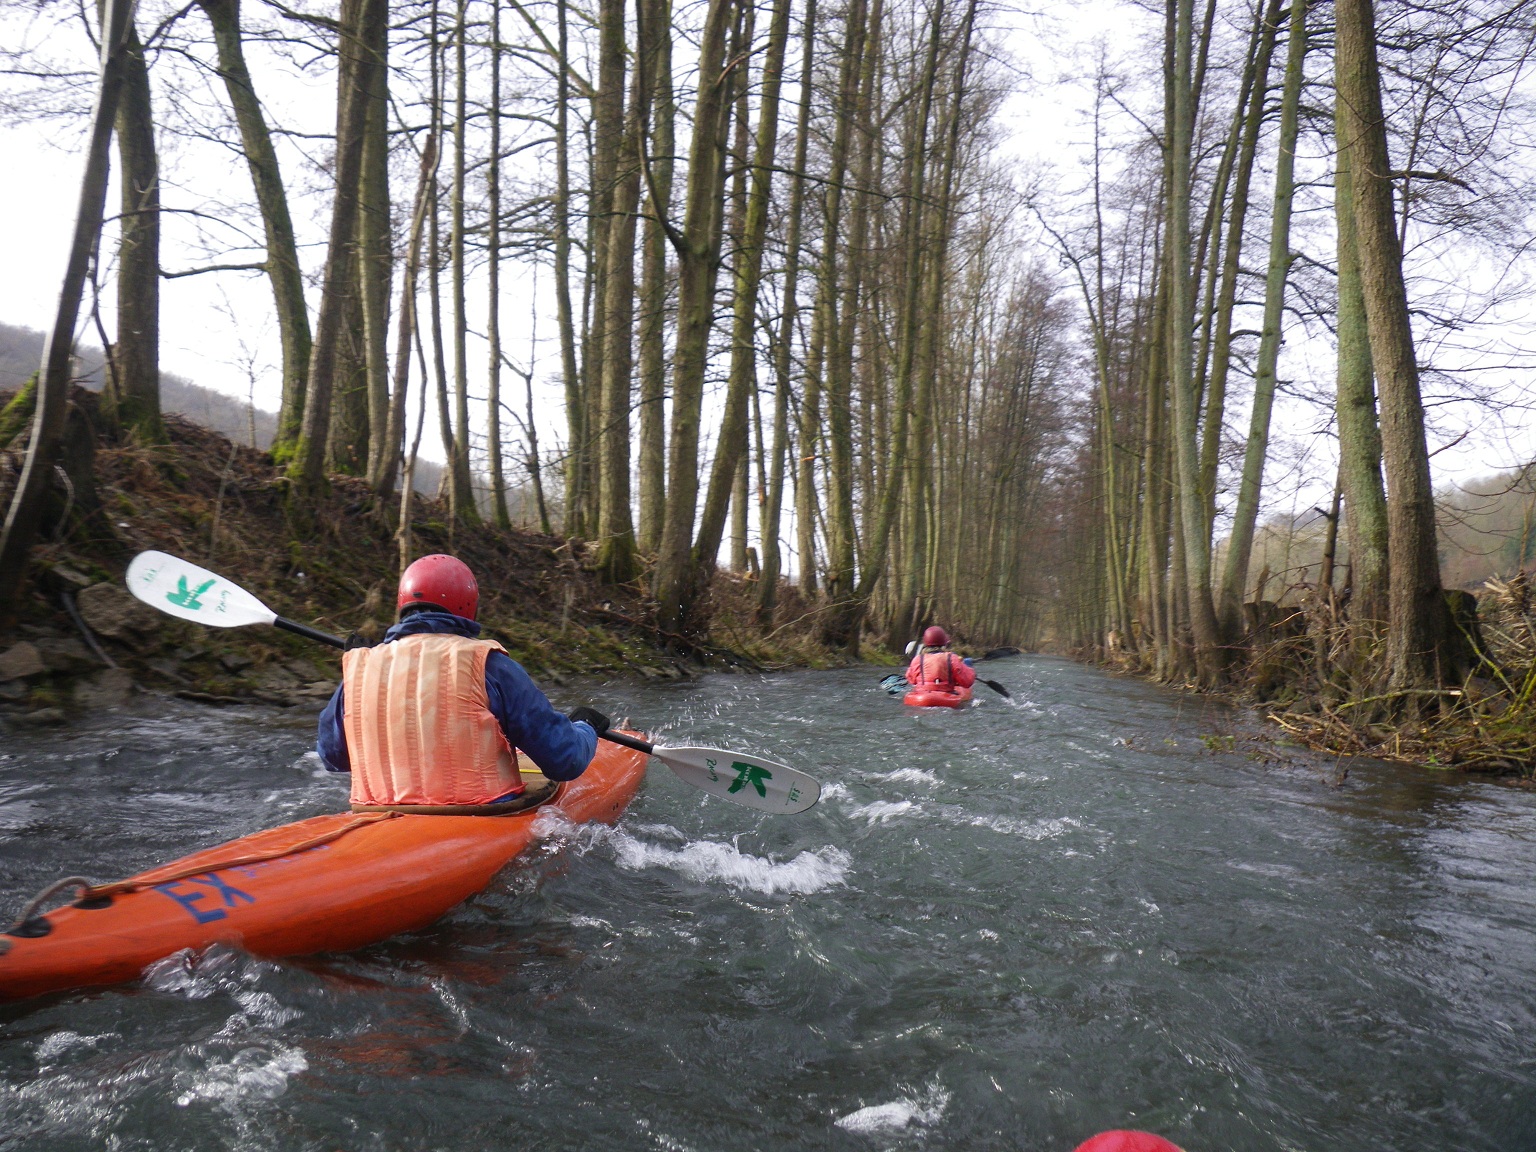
906, 625, 976, 697
317, 554, 608, 812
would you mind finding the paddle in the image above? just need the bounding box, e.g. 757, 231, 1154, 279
125, 550, 820, 814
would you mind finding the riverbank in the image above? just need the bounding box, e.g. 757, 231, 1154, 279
1087, 597, 1536, 781
0, 396, 844, 729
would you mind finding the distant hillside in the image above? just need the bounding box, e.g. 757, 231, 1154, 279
1209, 469, 1536, 601
0, 321, 277, 449
0, 321, 445, 496
1439, 470, 1536, 588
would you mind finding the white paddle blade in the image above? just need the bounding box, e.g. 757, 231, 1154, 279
126, 551, 278, 630
653, 746, 820, 814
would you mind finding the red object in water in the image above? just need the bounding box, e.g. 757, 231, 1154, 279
902, 685, 974, 708
1072, 1131, 1186, 1152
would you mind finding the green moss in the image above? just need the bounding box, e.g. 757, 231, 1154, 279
27, 685, 63, 709
0, 373, 37, 446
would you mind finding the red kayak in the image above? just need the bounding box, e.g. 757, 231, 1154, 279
0, 738, 647, 1001
903, 684, 973, 708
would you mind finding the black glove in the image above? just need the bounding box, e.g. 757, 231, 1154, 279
344, 633, 375, 650
568, 705, 611, 735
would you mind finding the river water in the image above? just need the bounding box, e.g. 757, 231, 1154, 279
1, 657, 1533, 1151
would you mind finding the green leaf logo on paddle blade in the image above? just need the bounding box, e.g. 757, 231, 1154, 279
728, 761, 772, 798
127, 550, 280, 630
165, 575, 217, 611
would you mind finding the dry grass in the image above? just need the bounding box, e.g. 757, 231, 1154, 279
1262, 576, 1536, 777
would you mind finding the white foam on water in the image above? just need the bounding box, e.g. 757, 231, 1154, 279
964, 813, 1080, 840
601, 826, 851, 895
878, 767, 939, 788
531, 807, 580, 841
143, 946, 241, 999
848, 799, 917, 826
32, 1030, 116, 1065
230, 990, 303, 1028
174, 1044, 308, 1109
819, 782, 853, 802
834, 1085, 951, 1134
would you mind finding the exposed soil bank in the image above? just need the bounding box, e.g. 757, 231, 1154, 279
0, 398, 843, 730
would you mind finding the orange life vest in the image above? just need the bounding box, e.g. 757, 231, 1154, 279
906, 650, 975, 693
341, 633, 524, 807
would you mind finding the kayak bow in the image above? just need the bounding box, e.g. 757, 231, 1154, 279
0, 738, 647, 1002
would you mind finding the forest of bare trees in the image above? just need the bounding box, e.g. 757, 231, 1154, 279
5, 0, 1536, 722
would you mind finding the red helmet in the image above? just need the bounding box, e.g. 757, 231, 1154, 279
1073, 1133, 1186, 1152
922, 625, 950, 647
397, 554, 479, 620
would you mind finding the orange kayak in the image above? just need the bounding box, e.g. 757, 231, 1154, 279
903, 685, 973, 709
0, 738, 647, 1002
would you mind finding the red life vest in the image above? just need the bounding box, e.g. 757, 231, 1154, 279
341, 633, 524, 807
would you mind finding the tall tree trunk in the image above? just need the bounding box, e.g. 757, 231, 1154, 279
1217, 0, 1306, 638
756, 0, 817, 625
327, 0, 379, 476
636, 0, 675, 555
1198, 0, 1284, 531
397, 300, 432, 571
595, 0, 645, 584
287, 0, 380, 506
357, 0, 391, 487
426, 0, 453, 525
523, 358, 553, 534
581, 0, 629, 546
1138, 279, 1170, 675
824, 0, 882, 630
487, 0, 511, 529
797, 0, 868, 602
108, 19, 162, 443
1335, 0, 1446, 689
375, 133, 438, 500
652, 0, 737, 636
1332, 116, 1389, 628
1166, 0, 1222, 684
447, 0, 479, 523
694, 0, 792, 605
844, 0, 968, 653
555, 0, 587, 536
199, 0, 311, 461
731, 453, 750, 573
0, 0, 134, 612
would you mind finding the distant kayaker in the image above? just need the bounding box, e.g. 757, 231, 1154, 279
316, 554, 607, 810
906, 625, 975, 696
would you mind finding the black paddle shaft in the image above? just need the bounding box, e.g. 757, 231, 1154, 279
598, 729, 657, 755
276, 617, 346, 649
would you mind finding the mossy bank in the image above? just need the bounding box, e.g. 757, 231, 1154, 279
0, 392, 846, 730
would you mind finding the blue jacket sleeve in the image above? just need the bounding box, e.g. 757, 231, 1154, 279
316, 683, 350, 773
483, 651, 598, 780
